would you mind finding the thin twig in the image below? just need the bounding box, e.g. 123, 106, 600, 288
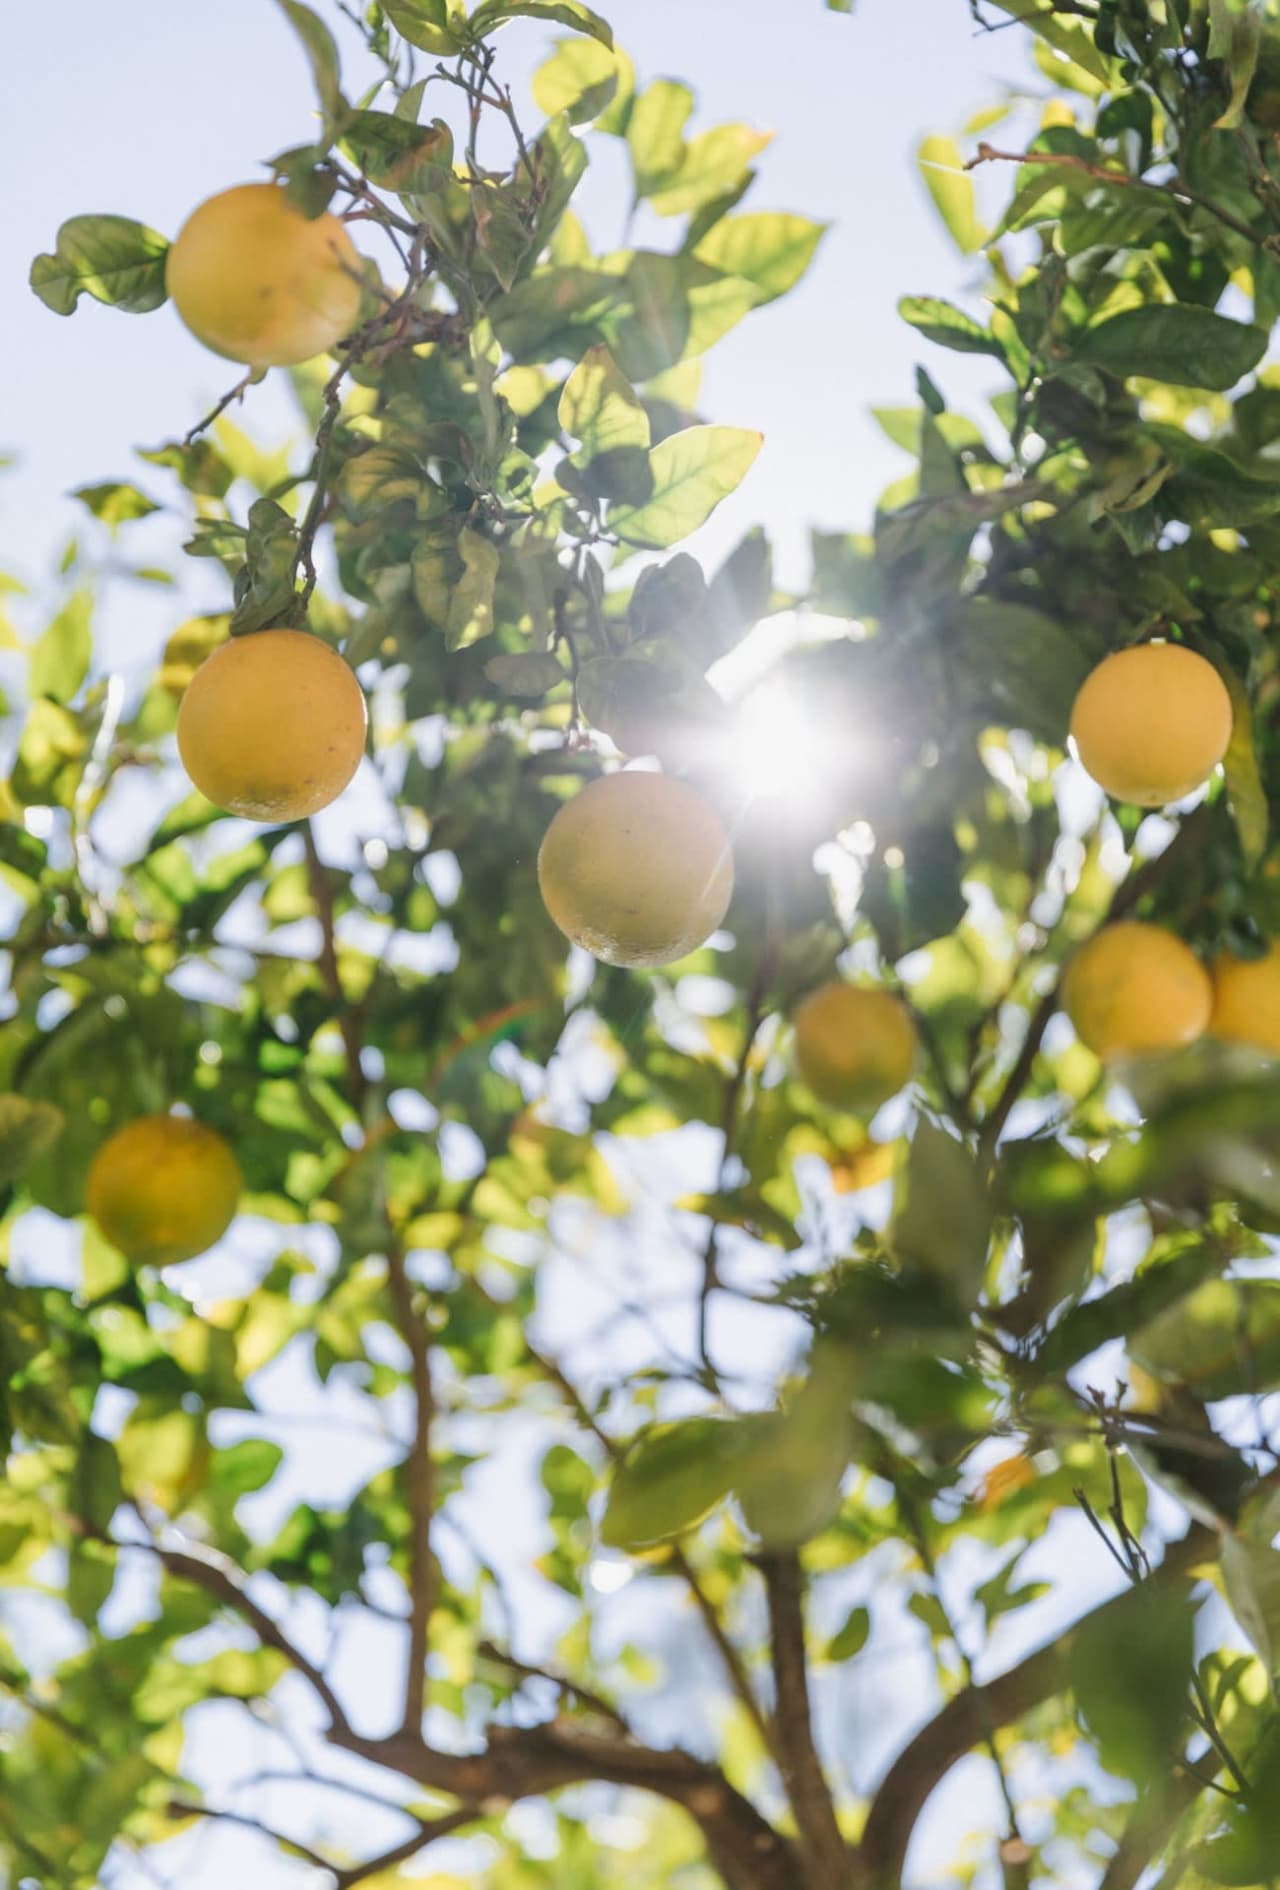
164, 1802, 335, 1874
182, 370, 257, 446
333, 1808, 476, 1889
967, 142, 1263, 247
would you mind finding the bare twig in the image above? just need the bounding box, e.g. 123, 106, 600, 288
182, 369, 257, 446
333, 1807, 476, 1889
967, 142, 1263, 247
164, 1801, 335, 1875
118, 1534, 353, 1737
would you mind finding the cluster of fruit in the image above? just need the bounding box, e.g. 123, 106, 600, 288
80, 186, 1275, 1275
1063, 641, 1279, 1063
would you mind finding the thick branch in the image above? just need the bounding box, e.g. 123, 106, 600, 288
854, 1521, 1215, 1888
335, 1718, 800, 1890
385, 1239, 437, 1737
759, 1552, 851, 1887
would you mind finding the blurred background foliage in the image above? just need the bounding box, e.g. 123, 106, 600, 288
11, 0, 1280, 1886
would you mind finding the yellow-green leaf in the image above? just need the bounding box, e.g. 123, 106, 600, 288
609, 425, 762, 548
918, 134, 986, 254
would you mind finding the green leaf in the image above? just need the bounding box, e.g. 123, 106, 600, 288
30, 215, 170, 316
1216, 655, 1268, 871
648, 124, 772, 218
30, 590, 93, 704
735, 1344, 853, 1548
898, 295, 1006, 358
469, 0, 613, 45
0, 1096, 65, 1186
139, 436, 234, 499
892, 1119, 991, 1306
532, 35, 631, 125
917, 135, 985, 253
484, 651, 567, 697
1073, 306, 1267, 391
273, 0, 346, 128
1221, 1530, 1280, 1678
382, 0, 463, 52
1131, 1279, 1280, 1401
693, 212, 826, 305
984, 0, 1112, 82
1070, 1585, 1195, 1781
70, 482, 161, 529
447, 528, 500, 650
825, 1604, 871, 1662
1209, 0, 1264, 128
609, 425, 762, 549
211, 1439, 285, 1498
601, 1416, 748, 1550
229, 496, 298, 636
627, 81, 694, 197
559, 344, 650, 458
341, 111, 453, 191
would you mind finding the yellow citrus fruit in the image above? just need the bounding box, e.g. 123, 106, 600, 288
792, 980, 919, 1112
538, 771, 734, 968
1211, 943, 1280, 1054
1069, 643, 1232, 807
86, 1115, 241, 1266
177, 628, 367, 821
1063, 921, 1212, 1059
166, 183, 362, 369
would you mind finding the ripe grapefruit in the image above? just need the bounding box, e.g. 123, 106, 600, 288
1069, 643, 1231, 807
86, 1115, 241, 1266
1211, 942, 1280, 1055
177, 627, 367, 821
166, 183, 362, 368
792, 981, 918, 1113
1063, 920, 1212, 1059
538, 771, 734, 968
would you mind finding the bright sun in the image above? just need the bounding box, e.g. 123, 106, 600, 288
706, 612, 869, 813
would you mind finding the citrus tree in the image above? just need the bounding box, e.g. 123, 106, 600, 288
11, 0, 1280, 1885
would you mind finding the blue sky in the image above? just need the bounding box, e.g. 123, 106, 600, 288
1, 5, 1055, 1887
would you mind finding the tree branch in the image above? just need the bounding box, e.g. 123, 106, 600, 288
164, 1800, 336, 1874
333, 1807, 476, 1888
854, 1520, 1216, 1888
759, 1552, 851, 1887
114, 1532, 353, 1739
385, 1236, 437, 1738
966, 142, 1262, 246
1097, 1772, 1205, 1890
